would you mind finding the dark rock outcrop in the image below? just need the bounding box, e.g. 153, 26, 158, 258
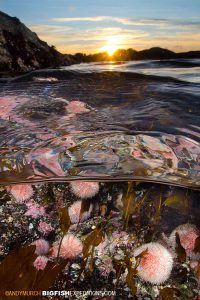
0, 11, 74, 72
133, 47, 176, 60
142, 48, 200, 60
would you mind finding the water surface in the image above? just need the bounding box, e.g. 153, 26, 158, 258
0, 59, 199, 187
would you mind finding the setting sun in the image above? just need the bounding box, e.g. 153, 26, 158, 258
100, 44, 118, 56
99, 36, 122, 56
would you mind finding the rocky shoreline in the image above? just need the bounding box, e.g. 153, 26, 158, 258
0, 11, 76, 74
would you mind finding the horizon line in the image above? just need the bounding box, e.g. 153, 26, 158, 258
58, 46, 200, 56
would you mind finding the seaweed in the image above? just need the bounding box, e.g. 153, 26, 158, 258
0, 245, 68, 300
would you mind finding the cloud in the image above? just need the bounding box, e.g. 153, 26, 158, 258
30, 25, 148, 46
29, 24, 150, 53
29, 22, 200, 54
30, 24, 74, 45
126, 31, 200, 52
50, 16, 200, 30
51, 16, 108, 22
31, 24, 73, 34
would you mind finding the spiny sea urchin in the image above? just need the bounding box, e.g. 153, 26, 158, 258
70, 181, 99, 199
51, 234, 83, 259
134, 242, 173, 285
7, 184, 34, 203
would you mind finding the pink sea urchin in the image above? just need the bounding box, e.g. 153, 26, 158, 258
7, 184, 34, 203
70, 181, 99, 199
32, 239, 50, 256
134, 242, 173, 284
51, 234, 83, 259
169, 223, 199, 257
68, 200, 92, 224
33, 256, 48, 270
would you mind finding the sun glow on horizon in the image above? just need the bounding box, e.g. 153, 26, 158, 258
99, 36, 122, 56
100, 44, 119, 56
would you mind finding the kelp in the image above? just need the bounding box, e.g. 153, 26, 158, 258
125, 257, 137, 295
175, 233, 186, 263
160, 287, 180, 300
164, 190, 190, 215
78, 222, 105, 280
0, 245, 68, 300
122, 181, 136, 229
194, 236, 200, 254
59, 207, 71, 234
80, 199, 91, 223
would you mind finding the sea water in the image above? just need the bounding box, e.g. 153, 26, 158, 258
0, 60, 200, 299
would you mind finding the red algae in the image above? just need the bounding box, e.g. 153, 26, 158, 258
25, 200, 46, 218
38, 221, 54, 235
